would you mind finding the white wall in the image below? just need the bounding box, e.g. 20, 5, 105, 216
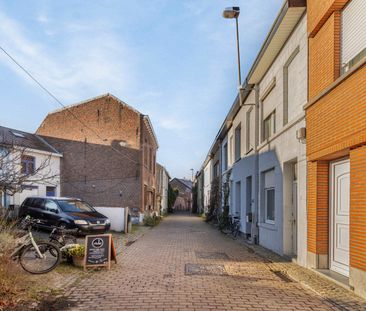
160, 168, 169, 213
9, 148, 61, 207
94, 206, 125, 232
229, 90, 257, 235
257, 15, 307, 264
203, 159, 212, 213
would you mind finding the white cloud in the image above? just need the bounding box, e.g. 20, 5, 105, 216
0, 10, 138, 105
37, 14, 48, 24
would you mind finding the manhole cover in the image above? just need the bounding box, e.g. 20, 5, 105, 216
195, 251, 229, 260
185, 264, 228, 276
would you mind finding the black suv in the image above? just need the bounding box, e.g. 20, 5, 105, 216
19, 197, 111, 233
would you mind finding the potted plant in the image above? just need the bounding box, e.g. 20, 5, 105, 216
65, 244, 85, 267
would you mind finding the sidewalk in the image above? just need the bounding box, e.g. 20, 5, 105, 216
232, 234, 366, 311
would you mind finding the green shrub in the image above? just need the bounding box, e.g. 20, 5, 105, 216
143, 214, 161, 227
64, 244, 85, 257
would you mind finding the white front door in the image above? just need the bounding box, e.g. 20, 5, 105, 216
291, 180, 298, 256
330, 159, 350, 277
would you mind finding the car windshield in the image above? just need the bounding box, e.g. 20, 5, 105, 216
58, 200, 95, 213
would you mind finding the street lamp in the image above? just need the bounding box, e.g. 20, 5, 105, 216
223, 6, 243, 105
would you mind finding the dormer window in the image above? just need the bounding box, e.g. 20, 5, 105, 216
11, 131, 25, 138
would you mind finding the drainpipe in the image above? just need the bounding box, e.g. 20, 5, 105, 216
252, 84, 260, 244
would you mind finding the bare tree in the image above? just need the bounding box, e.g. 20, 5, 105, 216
0, 144, 59, 199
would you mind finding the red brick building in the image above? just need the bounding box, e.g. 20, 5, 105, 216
36, 94, 158, 216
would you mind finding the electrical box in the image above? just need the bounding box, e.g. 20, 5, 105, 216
296, 127, 306, 140
246, 212, 252, 223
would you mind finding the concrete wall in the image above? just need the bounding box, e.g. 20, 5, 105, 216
203, 159, 212, 213
94, 206, 125, 232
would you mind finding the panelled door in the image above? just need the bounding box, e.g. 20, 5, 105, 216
330, 159, 350, 277
291, 180, 298, 256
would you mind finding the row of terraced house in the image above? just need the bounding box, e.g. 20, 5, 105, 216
196, 0, 366, 298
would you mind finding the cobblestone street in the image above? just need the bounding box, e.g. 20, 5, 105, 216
63, 214, 365, 311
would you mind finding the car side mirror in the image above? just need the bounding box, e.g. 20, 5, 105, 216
49, 207, 59, 214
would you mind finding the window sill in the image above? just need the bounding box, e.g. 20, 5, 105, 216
258, 222, 277, 231
305, 56, 366, 110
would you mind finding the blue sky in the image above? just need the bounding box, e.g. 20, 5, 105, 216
0, 0, 282, 178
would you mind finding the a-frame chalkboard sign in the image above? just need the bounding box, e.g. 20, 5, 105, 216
84, 233, 117, 271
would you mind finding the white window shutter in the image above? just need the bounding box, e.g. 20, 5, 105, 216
342, 0, 366, 65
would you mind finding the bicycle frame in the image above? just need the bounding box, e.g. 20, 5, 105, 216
29, 230, 44, 259
10, 229, 44, 259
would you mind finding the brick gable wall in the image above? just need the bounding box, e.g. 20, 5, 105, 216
37, 95, 157, 212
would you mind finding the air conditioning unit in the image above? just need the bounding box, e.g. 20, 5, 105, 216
296, 127, 306, 141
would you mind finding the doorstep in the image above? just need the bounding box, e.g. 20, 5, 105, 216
313, 268, 351, 292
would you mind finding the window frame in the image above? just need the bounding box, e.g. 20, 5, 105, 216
21, 155, 35, 175
246, 108, 253, 153
263, 110, 276, 141
46, 186, 56, 197
234, 124, 241, 161
264, 187, 275, 224
223, 143, 228, 171
341, 0, 366, 73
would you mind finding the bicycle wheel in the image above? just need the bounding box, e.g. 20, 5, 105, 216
19, 242, 61, 274
50, 235, 78, 257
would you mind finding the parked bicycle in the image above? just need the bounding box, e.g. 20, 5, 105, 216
48, 226, 78, 258
10, 216, 61, 274
49, 226, 78, 248
229, 215, 241, 238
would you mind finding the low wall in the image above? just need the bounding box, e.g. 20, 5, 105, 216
94, 207, 125, 232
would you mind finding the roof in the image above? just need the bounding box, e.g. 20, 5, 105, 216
247, 0, 306, 84
25, 196, 80, 200
0, 125, 61, 154
171, 178, 193, 190
156, 162, 171, 179
42, 93, 159, 149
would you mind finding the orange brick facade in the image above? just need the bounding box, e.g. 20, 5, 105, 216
307, 161, 329, 255
350, 146, 366, 271
306, 0, 366, 285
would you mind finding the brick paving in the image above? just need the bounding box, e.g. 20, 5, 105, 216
236, 239, 366, 311
58, 213, 366, 311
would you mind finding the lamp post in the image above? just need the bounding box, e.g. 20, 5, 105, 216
223, 6, 242, 105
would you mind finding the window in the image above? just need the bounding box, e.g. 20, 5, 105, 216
246, 109, 252, 152
21, 155, 35, 175
11, 131, 25, 138
223, 143, 228, 171
149, 148, 152, 171
46, 186, 56, 197
30, 198, 44, 209
235, 124, 241, 161
213, 162, 219, 178
44, 200, 58, 212
265, 188, 275, 223
342, 0, 366, 73
263, 169, 275, 224
263, 111, 276, 141
229, 136, 234, 164
153, 154, 156, 174
0, 148, 7, 170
